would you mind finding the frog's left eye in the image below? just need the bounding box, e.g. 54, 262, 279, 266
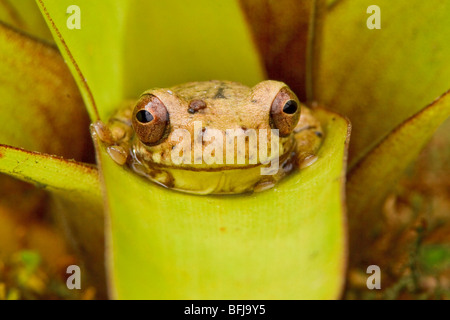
132, 95, 170, 146
270, 87, 301, 137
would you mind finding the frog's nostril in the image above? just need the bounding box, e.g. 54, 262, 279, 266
188, 99, 207, 114
136, 110, 154, 123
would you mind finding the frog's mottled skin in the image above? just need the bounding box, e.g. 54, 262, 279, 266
96, 80, 323, 194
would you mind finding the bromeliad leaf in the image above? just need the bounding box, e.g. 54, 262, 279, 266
0, 144, 99, 198
0, 22, 90, 160
95, 108, 350, 299
316, 0, 450, 166
347, 90, 450, 260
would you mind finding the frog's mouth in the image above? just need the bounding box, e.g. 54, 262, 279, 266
129, 144, 297, 195
137, 142, 295, 171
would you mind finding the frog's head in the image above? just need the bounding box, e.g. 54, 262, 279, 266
129, 80, 303, 194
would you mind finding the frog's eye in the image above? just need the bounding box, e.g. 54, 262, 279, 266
132, 95, 170, 146
270, 87, 301, 137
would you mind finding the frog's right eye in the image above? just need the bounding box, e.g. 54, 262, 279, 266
132, 95, 170, 146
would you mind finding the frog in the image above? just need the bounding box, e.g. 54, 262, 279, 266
92, 80, 323, 194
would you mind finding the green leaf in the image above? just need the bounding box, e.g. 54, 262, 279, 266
0, 144, 98, 193
94, 108, 350, 299
316, 1, 450, 166
419, 244, 450, 273
0, 22, 90, 160
346, 90, 450, 258
37, 0, 265, 120
0, 0, 53, 42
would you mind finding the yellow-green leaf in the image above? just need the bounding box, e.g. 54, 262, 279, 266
95, 108, 350, 299
347, 90, 450, 259
316, 1, 450, 166
37, 0, 265, 120
0, 22, 90, 160
0, 0, 53, 43
0, 145, 98, 193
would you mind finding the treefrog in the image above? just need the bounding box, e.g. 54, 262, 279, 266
93, 80, 323, 194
